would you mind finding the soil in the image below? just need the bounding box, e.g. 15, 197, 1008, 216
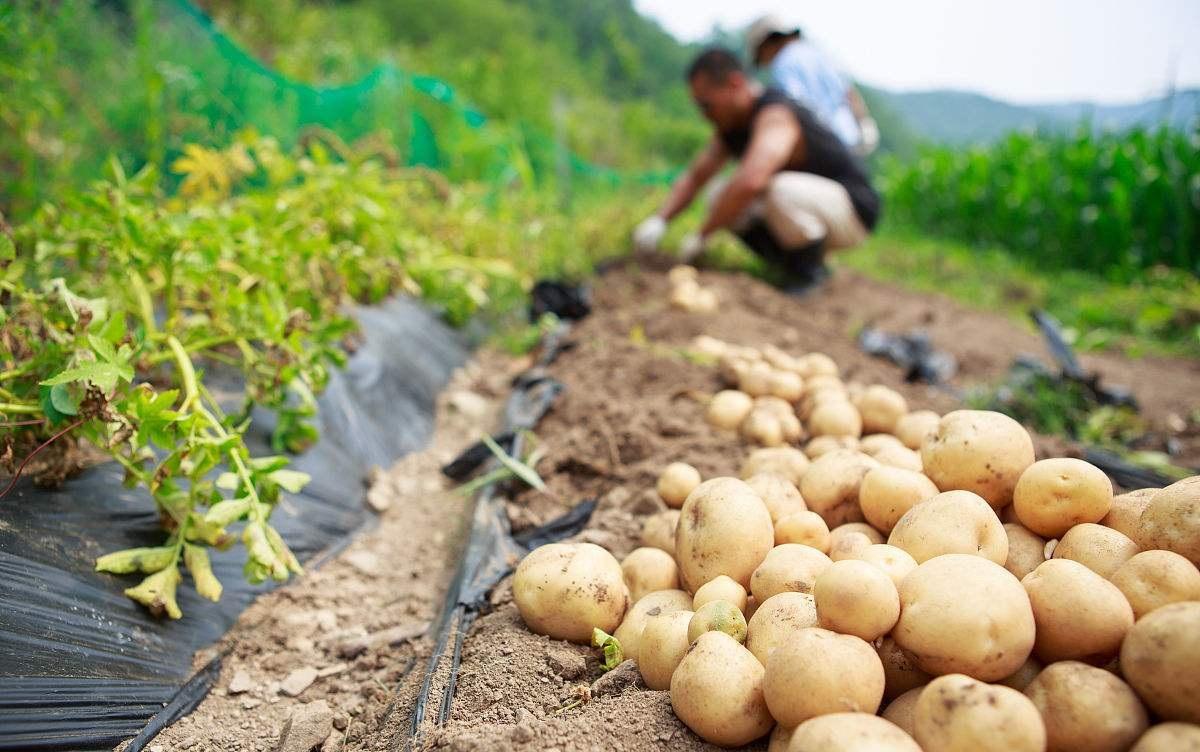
146, 263, 1199, 752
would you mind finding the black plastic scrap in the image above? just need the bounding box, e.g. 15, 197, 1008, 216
529, 279, 592, 322
857, 326, 958, 385
1029, 309, 1137, 408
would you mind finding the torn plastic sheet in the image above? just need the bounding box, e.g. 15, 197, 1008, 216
857, 326, 958, 384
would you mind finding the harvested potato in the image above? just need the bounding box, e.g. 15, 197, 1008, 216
872, 444, 923, 472
763, 627, 885, 726
746, 472, 807, 523
738, 361, 775, 397
1111, 549, 1200, 619
859, 433, 906, 456
1136, 476, 1200, 566
1023, 558, 1134, 663
745, 591, 819, 665
888, 490, 1008, 564
1053, 522, 1138, 578
882, 688, 922, 738
762, 344, 798, 371
718, 353, 753, 385
796, 352, 839, 378
878, 636, 932, 700
690, 334, 727, 358
687, 599, 747, 643
740, 446, 810, 487
621, 547, 680, 603
755, 396, 804, 442
1024, 660, 1148, 752
914, 674, 1046, 752
774, 510, 831, 550
1101, 488, 1157, 540
805, 435, 859, 459
855, 544, 918, 587
788, 713, 921, 752
830, 522, 885, 547
1130, 723, 1200, 752
857, 385, 908, 435
692, 574, 749, 613
828, 531, 874, 561
668, 265, 699, 285
641, 509, 680, 553
859, 466, 940, 534
656, 462, 702, 509
670, 631, 774, 747
1014, 458, 1114, 538
638, 610, 694, 690
1003, 523, 1048, 580
815, 559, 900, 641
741, 407, 785, 446
895, 410, 940, 450
513, 543, 629, 643
750, 543, 832, 602
743, 595, 760, 621
612, 589, 693, 662
1120, 601, 1200, 722
894, 554, 1035, 681
808, 400, 863, 438
921, 409, 1035, 509
800, 450, 880, 527
768, 370, 805, 401
706, 390, 755, 431
676, 478, 775, 591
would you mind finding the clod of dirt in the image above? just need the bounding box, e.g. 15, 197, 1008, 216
227, 669, 253, 695
545, 647, 587, 680
591, 659, 641, 698
280, 666, 318, 697
276, 699, 333, 752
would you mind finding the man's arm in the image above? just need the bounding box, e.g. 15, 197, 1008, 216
846, 84, 879, 155
656, 137, 729, 221
846, 84, 870, 120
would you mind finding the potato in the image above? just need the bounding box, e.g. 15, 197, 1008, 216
859, 466, 940, 534
690, 334, 727, 358
738, 361, 775, 397
921, 409, 1035, 510
1137, 476, 1200, 566
888, 490, 1008, 564
914, 674, 1046, 752
1013, 458, 1114, 538
1111, 550, 1200, 619
676, 478, 775, 591
1024, 660, 1149, 752
800, 450, 880, 527
755, 396, 804, 442
996, 655, 1043, 691
815, 559, 900, 641
1101, 488, 1157, 540
805, 435, 859, 459
1023, 558, 1134, 663
857, 385, 908, 435
513, 543, 629, 643
668, 265, 699, 285
808, 400, 863, 438
855, 544, 918, 587
1120, 601, 1200, 722
1053, 522, 1138, 578
743, 595, 760, 621
762, 344, 798, 371
797, 352, 839, 378
768, 370, 805, 402
774, 510, 831, 550
742, 407, 785, 446
895, 410, 940, 450
745, 591, 819, 665
692, 574, 748, 613
878, 636, 932, 700
768, 724, 794, 752
656, 462, 702, 509
612, 588, 693, 664
719, 353, 753, 385
1003, 523, 1047, 580
671, 631, 774, 747
872, 444, 923, 472
706, 390, 755, 431
750, 543, 832, 602
687, 599, 747, 644
894, 554, 1035, 681
788, 713, 922, 752
830, 521, 885, 546
763, 627, 885, 726
829, 531, 874, 561
637, 609, 694, 690
641, 509, 680, 553
859, 433, 906, 456
882, 688, 922, 738
746, 472, 807, 523
620, 547, 680, 603
1130, 723, 1200, 752
740, 446, 810, 487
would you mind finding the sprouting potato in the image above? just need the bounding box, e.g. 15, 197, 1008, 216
687, 599, 747, 643
656, 461, 702, 509
513, 542, 629, 643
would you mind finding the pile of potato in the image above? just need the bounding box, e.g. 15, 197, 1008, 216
511, 333, 1200, 752
668, 265, 718, 314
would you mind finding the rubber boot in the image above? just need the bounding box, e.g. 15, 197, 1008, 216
736, 221, 831, 297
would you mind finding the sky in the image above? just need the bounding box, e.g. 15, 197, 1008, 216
632, 0, 1200, 105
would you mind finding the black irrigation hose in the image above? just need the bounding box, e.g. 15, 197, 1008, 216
123, 653, 223, 752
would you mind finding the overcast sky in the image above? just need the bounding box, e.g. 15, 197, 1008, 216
633, 0, 1200, 105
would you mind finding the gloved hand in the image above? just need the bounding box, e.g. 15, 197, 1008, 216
632, 216, 667, 253
679, 232, 707, 263
856, 117, 880, 156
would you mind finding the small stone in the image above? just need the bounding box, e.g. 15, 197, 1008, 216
365, 484, 392, 513
276, 700, 333, 752
280, 667, 319, 697
149, 746, 165, 752
242, 698, 263, 710
344, 550, 380, 577
312, 609, 338, 633
332, 713, 349, 731
227, 669, 254, 695
317, 663, 348, 678
545, 648, 586, 680
447, 389, 489, 421
590, 660, 641, 698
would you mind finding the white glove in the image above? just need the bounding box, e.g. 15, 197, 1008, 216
679, 232, 707, 263
632, 216, 667, 253
856, 117, 880, 156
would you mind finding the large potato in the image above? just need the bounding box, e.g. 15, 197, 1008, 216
808, 400, 863, 438
854, 544, 918, 588
1120, 601, 1200, 722
914, 674, 1046, 752
763, 627, 885, 727
750, 543, 833, 602
856, 385, 908, 435
641, 509, 680, 553
612, 589, 693, 662
513, 543, 628, 643
1014, 458, 1114, 538
888, 490, 1007, 564
815, 559, 900, 641
638, 610, 693, 690
1023, 558, 1133, 663
1052, 522, 1138, 578
800, 450, 880, 527
671, 631, 774, 747
707, 390, 755, 431
894, 554, 1035, 681
1024, 661, 1148, 752
881, 689, 922, 738
1110, 549, 1200, 619
895, 410, 940, 450
921, 410, 1035, 509
1130, 723, 1200, 752
745, 591, 819, 666
878, 636, 932, 700
692, 574, 748, 613
774, 511, 831, 551
1101, 488, 1156, 540
676, 477, 775, 591
859, 466, 940, 533
788, 713, 922, 752
1137, 476, 1200, 566
656, 462, 702, 509
740, 446, 810, 487
1003, 523, 1047, 580
746, 472, 807, 523
621, 547, 680, 603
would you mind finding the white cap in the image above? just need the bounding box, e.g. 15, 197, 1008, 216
746, 14, 800, 66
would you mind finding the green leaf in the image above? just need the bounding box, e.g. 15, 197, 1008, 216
204, 496, 252, 528
41, 361, 133, 392
38, 384, 79, 424
481, 433, 546, 491
266, 468, 310, 494
96, 545, 177, 575
183, 544, 223, 602
124, 565, 183, 619
591, 628, 624, 672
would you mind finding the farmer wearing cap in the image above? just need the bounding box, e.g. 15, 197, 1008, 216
632, 48, 880, 295
747, 15, 879, 156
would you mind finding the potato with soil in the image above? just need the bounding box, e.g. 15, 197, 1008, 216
1110, 549, 1200, 619
750, 543, 832, 602
828, 531, 874, 561
637, 609, 694, 690
854, 544, 918, 587
1120, 601, 1200, 722
656, 462, 702, 509
788, 713, 922, 752
513, 543, 629, 643
774, 510, 831, 550
894, 554, 1035, 681
621, 547, 680, 603
1136, 475, 1200, 566
706, 390, 755, 431
1023, 558, 1133, 663
1024, 660, 1148, 752
895, 410, 940, 450
746, 472, 807, 523
856, 385, 908, 435
914, 673, 1046, 752
1003, 523, 1047, 580
888, 490, 1008, 564
688, 599, 748, 643
670, 631, 775, 747
807, 400, 863, 439
641, 509, 679, 553
740, 446, 810, 488
692, 574, 748, 613
878, 636, 932, 700
814, 559, 900, 641
1131, 723, 1200, 752
676, 477, 775, 591
858, 466, 940, 534
921, 409, 1035, 509
1052, 522, 1138, 578
1101, 488, 1157, 540
800, 449, 880, 527
745, 591, 819, 665
763, 627, 885, 727
612, 589, 693, 662
1013, 457, 1114, 538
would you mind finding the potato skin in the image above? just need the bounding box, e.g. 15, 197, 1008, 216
1023, 558, 1134, 663
692, 574, 748, 613
857, 385, 908, 435
687, 599, 747, 644
921, 410, 1035, 509
1052, 522, 1138, 579
1130, 723, 1200, 752
612, 589, 693, 662
670, 631, 774, 747
638, 610, 694, 690
1023, 661, 1148, 752
854, 544, 918, 588
877, 636, 932, 700
814, 559, 900, 641
1120, 601, 1200, 723
707, 390, 755, 431
621, 547, 680, 603
1003, 523, 1047, 580
746, 472, 807, 523
895, 410, 940, 450
763, 627, 885, 727
1101, 488, 1156, 540
888, 490, 1008, 564
774, 511, 831, 550
746, 591, 819, 666
859, 466, 940, 533
914, 674, 1046, 752
1136, 475, 1200, 566
788, 713, 921, 752
657, 462, 702, 509
641, 509, 680, 553
513, 543, 629, 643
1110, 549, 1200, 619
676, 477, 775, 591
800, 450, 880, 527
1014, 458, 1114, 538
740, 446, 810, 487
750, 543, 833, 602
881, 688, 922, 738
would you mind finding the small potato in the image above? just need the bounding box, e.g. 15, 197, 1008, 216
668, 265, 699, 285
788, 713, 921, 752
637, 610, 693, 690
894, 554, 1035, 681
774, 510, 831, 550
738, 361, 775, 397
882, 688, 922, 738
859, 466, 940, 534
921, 409, 1035, 510
740, 446, 810, 487
1003, 523, 1047, 580
1014, 458, 1114, 538
1111, 549, 1200, 619
719, 353, 753, 385
676, 478, 775, 591
805, 435, 859, 459
612, 589, 693, 662
762, 344, 798, 371
878, 636, 932, 700
689, 334, 727, 358
687, 599, 747, 643
855, 544, 918, 588
1024, 660, 1149, 752
856, 385, 908, 435
656, 461, 702, 509
741, 407, 785, 446
895, 410, 940, 450
746, 472, 807, 523
764, 627, 885, 727
815, 559, 900, 641
888, 490, 1008, 564
692, 574, 748, 613
1101, 488, 1157, 540
745, 591, 819, 665
859, 433, 906, 456
1120, 601, 1200, 722
1137, 475, 1200, 566
914, 674, 1046, 752
1130, 723, 1200, 752
829, 531, 874, 561
800, 450, 880, 527
1053, 522, 1138, 578
768, 369, 804, 401
750, 543, 832, 602
671, 631, 774, 747
796, 352, 839, 378
1023, 558, 1134, 663
830, 522, 885, 547
621, 547, 680, 603
641, 509, 680, 553
997, 655, 1043, 691
513, 543, 629, 643
872, 444, 923, 472
706, 390, 755, 431
808, 400, 863, 438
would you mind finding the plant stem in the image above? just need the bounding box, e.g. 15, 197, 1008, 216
0, 402, 41, 414
129, 271, 158, 337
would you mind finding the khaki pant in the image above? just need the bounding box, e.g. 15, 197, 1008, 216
708, 171, 868, 251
